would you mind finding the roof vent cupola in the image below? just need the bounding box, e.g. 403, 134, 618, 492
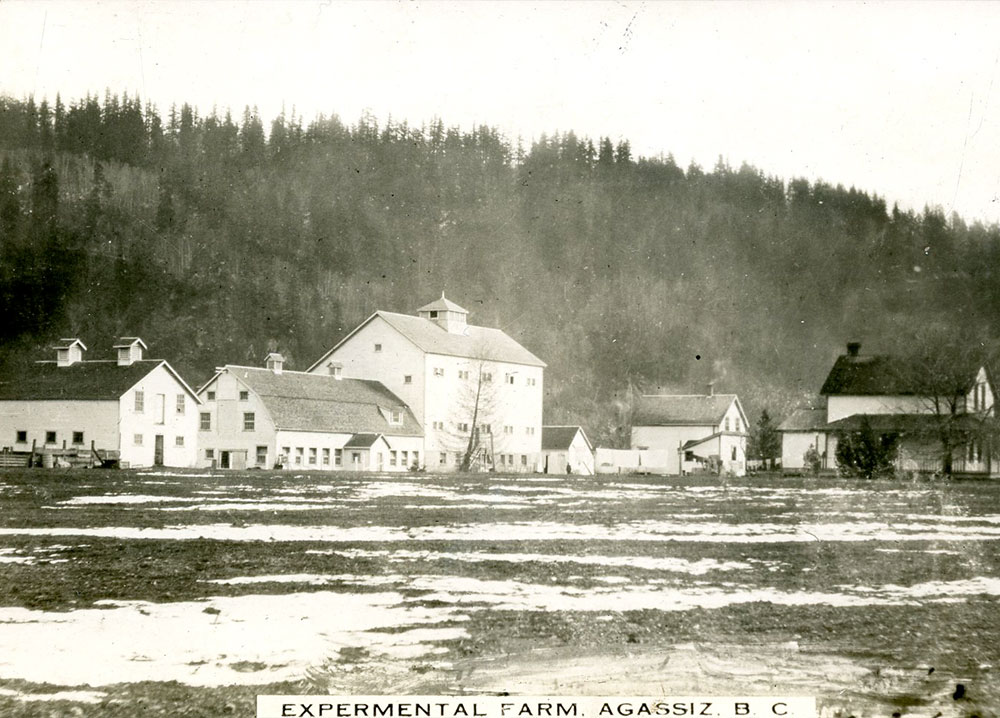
327, 361, 343, 380
54, 338, 87, 367
265, 352, 285, 374
416, 293, 469, 334
114, 337, 147, 366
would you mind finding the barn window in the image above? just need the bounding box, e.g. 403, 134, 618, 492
335, 449, 343, 467
176, 394, 185, 414
206, 391, 216, 400
175, 436, 185, 447
15, 430, 26, 443
322, 448, 330, 466
239, 390, 249, 401
258, 446, 269, 466
430, 310, 438, 318
134, 391, 144, 413
725, 417, 730, 431
295, 448, 303, 465
309, 448, 317, 465
205, 449, 214, 459
439, 452, 447, 465
200, 413, 211, 430
134, 434, 143, 446
72, 431, 84, 445
45, 431, 57, 444
404, 375, 412, 384
374, 343, 382, 352
390, 451, 397, 467
243, 413, 255, 431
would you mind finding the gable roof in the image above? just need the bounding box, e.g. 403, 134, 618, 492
307, 310, 546, 371
777, 408, 830, 432
824, 413, 984, 435
542, 425, 593, 452
632, 394, 743, 427
0, 360, 199, 402
210, 367, 422, 436
343, 433, 388, 449
820, 352, 985, 396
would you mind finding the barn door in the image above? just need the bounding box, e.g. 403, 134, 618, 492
154, 435, 164, 466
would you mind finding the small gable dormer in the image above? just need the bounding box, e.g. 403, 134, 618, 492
416, 293, 468, 334
265, 352, 285, 374
114, 337, 147, 366
54, 338, 87, 367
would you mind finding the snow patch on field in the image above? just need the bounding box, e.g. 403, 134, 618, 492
309, 548, 764, 574
0, 592, 464, 686
5, 517, 1000, 544
0, 688, 107, 703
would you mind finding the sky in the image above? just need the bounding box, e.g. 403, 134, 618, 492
3, 0, 1000, 224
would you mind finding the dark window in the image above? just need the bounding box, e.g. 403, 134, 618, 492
45, 431, 56, 444
243, 412, 255, 431
430, 310, 438, 318
206, 391, 216, 400
239, 390, 249, 401
72, 431, 84, 445
200, 413, 211, 430
15, 430, 26, 443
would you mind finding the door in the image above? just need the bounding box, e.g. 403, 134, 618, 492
154, 435, 164, 466
220, 450, 230, 469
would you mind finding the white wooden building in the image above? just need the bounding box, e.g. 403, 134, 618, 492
541, 425, 595, 475
777, 407, 832, 472
781, 341, 999, 476
197, 354, 423, 471
631, 386, 748, 476
307, 295, 546, 472
0, 337, 200, 468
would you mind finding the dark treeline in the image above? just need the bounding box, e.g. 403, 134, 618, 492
3, 92, 1000, 444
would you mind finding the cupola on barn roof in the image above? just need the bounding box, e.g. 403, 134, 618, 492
416, 293, 468, 315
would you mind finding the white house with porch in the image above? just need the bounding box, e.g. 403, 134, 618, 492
196, 354, 422, 471
0, 337, 200, 468
780, 341, 998, 476
631, 386, 748, 476
306, 295, 546, 472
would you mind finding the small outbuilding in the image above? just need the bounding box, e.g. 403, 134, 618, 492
541, 425, 595, 475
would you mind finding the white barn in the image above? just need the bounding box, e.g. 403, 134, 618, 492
0, 337, 200, 468
307, 295, 546, 472
631, 387, 748, 476
197, 354, 423, 471
541, 425, 595, 475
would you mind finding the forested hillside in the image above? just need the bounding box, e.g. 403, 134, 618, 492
2, 93, 999, 444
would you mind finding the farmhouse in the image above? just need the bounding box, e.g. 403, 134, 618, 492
197, 354, 422, 470
780, 342, 998, 476
631, 386, 748, 476
307, 295, 545, 472
541, 425, 595, 475
0, 337, 200, 468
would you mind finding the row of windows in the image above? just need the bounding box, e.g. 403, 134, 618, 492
399, 369, 539, 386
437, 451, 529, 466
134, 391, 188, 415
15, 430, 85, 445
723, 416, 742, 432
972, 383, 989, 412
427, 422, 537, 436
202, 390, 250, 401
133, 434, 186, 447
199, 413, 255, 431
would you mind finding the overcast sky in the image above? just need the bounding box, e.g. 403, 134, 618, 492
4, 0, 1000, 224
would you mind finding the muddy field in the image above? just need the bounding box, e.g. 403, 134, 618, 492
0, 470, 998, 717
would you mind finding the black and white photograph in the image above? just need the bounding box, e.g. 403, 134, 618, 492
1, 1, 1000, 716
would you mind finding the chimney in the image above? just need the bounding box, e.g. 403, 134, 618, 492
327, 361, 343, 380
114, 337, 146, 366
265, 352, 284, 374
54, 339, 86, 367
706, 381, 715, 396
846, 342, 861, 357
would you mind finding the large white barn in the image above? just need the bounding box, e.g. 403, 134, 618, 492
0, 338, 200, 468
196, 354, 423, 471
307, 295, 546, 472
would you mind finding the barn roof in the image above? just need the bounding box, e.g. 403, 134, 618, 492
308, 311, 546, 370
0, 360, 196, 401
215, 367, 422, 436
632, 394, 741, 427
777, 408, 830, 432
542, 426, 592, 452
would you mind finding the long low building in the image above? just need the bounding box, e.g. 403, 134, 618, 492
0, 338, 201, 468
197, 354, 423, 471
